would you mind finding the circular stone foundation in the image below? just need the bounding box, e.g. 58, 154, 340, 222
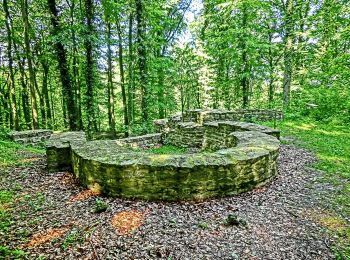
70, 132, 279, 201
46, 109, 281, 201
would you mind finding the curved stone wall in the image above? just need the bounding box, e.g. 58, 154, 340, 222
46, 109, 281, 201
9, 129, 52, 145
69, 131, 279, 201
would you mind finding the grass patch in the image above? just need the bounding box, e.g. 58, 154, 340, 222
0, 140, 45, 167
145, 145, 186, 155
266, 120, 350, 258
0, 190, 14, 232
0, 246, 26, 259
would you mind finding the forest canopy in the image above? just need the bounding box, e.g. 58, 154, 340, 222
0, 0, 349, 135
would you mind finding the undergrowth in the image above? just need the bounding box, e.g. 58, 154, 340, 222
0, 140, 45, 167
267, 120, 350, 259
145, 145, 186, 155
0, 138, 44, 259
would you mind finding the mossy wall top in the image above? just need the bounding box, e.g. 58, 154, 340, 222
65, 109, 281, 200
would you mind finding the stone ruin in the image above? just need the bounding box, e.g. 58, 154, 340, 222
8, 129, 53, 145
45, 109, 281, 201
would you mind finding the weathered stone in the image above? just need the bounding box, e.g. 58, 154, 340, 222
8, 129, 53, 145
46, 131, 86, 172
46, 109, 281, 201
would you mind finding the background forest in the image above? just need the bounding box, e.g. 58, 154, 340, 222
0, 0, 349, 136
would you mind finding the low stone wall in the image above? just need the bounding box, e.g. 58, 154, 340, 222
46, 132, 86, 173
182, 109, 283, 124
164, 122, 204, 148
116, 133, 162, 148
70, 130, 279, 201
46, 109, 281, 201
8, 129, 52, 145
202, 122, 237, 151
235, 109, 283, 121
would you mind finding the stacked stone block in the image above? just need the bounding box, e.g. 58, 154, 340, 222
164, 122, 204, 148
46, 109, 281, 201
46, 132, 86, 172
8, 129, 52, 145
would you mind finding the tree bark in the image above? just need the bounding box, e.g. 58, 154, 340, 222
116, 21, 129, 135
240, 3, 249, 109
42, 62, 52, 128
84, 0, 97, 135
3, 0, 19, 130
21, 0, 39, 129
48, 0, 77, 130
135, 0, 148, 122
106, 22, 116, 135
127, 12, 134, 124
282, 0, 294, 108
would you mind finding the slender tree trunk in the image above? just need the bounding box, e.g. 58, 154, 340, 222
85, 0, 97, 136
240, 3, 249, 109
106, 22, 116, 135
3, 0, 19, 130
13, 40, 31, 129
268, 33, 275, 108
127, 12, 134, 124
69, 0, 83, 130
33, 64, 46, 128
48, 0, 77, 130
42, 63, 52, 128
135, 0, 148, 122
282, 0, 294, 108
49, 73, 56, 128
84, 0, 97, 136
157, 61, 165, 118
116, 21, 129, 134
19, 60, 31, 129
21, 0, 39, 129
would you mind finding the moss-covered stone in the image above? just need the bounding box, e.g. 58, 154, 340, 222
46, 131, 86, 172
46, 109, 281, 201
8, 129, 53, 145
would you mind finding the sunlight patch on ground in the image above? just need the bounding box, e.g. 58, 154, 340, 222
315, 129, 350, 137
68, 190, 100, 203
17, 157, 41, 164
304, 209, 349, 233
111, 210, 145, 235
26, 226, 71, 247
284, 122, 317, 131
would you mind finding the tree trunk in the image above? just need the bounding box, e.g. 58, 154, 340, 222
240, 2, 249, 109
84, 0, 97, 136
268, 33, 275, 108
135, 0, 148, 122
69, 0, 83, 130
42, 63, 52, 128
157, 61, 165, 118
127, 12, 134, 124
116, 21, 129, 135
106, 22, 116, 135
3, 0, 19, 130
21, 0, 39, 129
48, 0, 77, 130
282, 0, 294, 108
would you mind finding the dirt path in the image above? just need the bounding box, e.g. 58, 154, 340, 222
1, 145, 336, 259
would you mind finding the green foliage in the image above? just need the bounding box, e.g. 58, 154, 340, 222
197, 221, 209, 229
0, 246, 26, 259
145, 145, 186, 155
0, 191, 14, 233
94, 198, 108, 213
61, 228, 85, 250
270, 120, 350, 257
0, 140, 45, 167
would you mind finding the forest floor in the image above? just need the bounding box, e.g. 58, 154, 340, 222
1, 122, 350, 260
